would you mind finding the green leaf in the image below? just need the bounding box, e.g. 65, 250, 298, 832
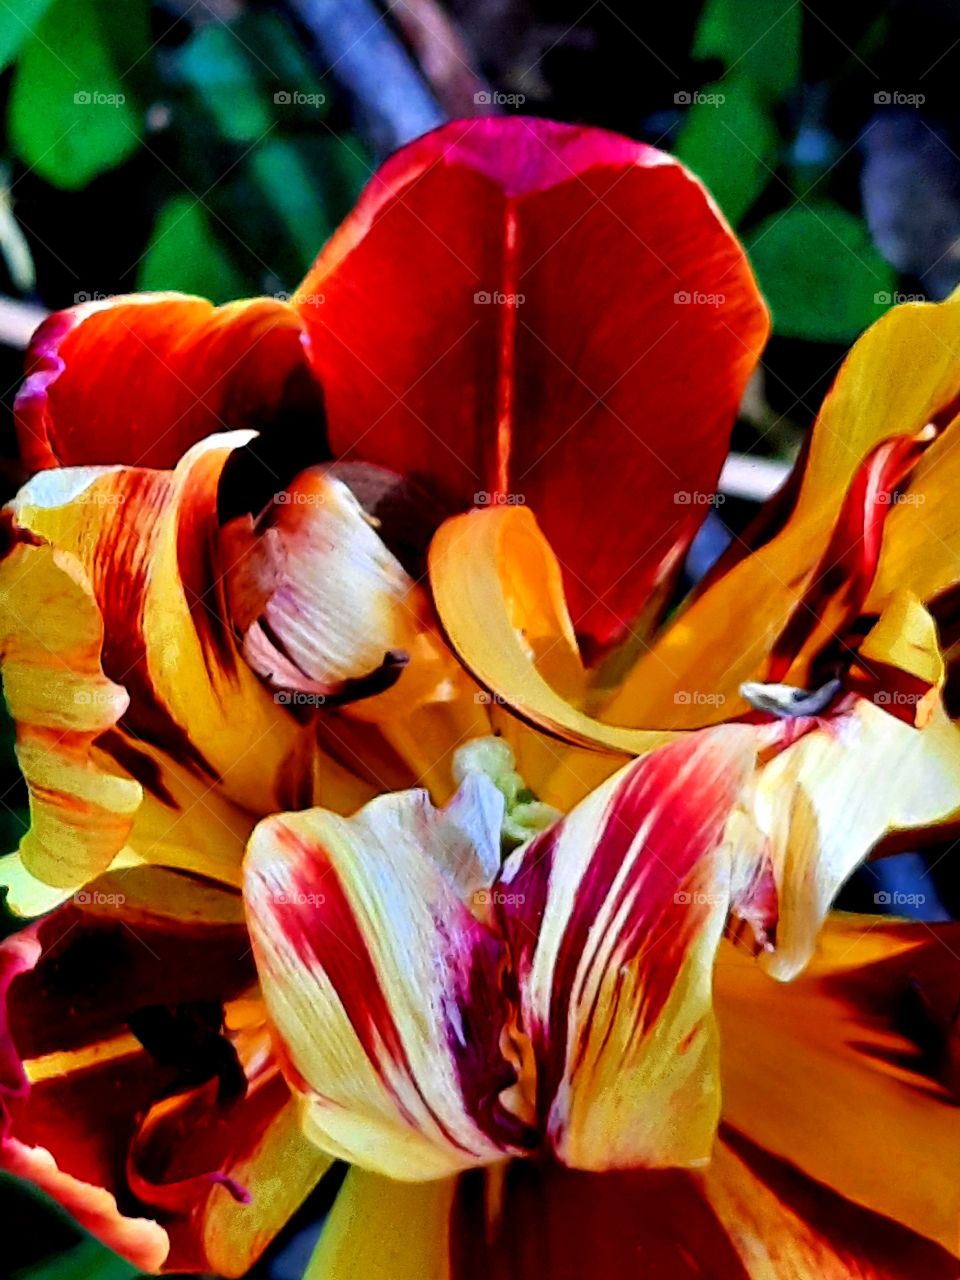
176, 23, 273, 144
675, 77, 776, 224
747, 202, 897, 342
138, 195, 246, 303
14, 1239, 138, 1280
694, 0, 800, 99
250, 140, 335, 272
0, 0, 56, 72
175, 11, 330, 145
8, 0, 147, 189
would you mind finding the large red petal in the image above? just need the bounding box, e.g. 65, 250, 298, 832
296, 117, 768, 649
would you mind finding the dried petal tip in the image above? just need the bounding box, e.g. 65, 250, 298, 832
740, 679, 842, 719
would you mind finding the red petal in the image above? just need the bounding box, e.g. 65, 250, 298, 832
296, 117, 768, 650
15, 294, 319, 472
0, 901, 322, 1275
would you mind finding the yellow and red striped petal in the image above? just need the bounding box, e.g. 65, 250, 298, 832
717, 913, 960, 1257
751, 693, 960, 981
305, 1144, 960, 1280
244, 774, 530, 1181
603, 293, 960, 729
0, 900, 327, 1275
6, 427, 483, 901
496, 725, 759, 1170
15, 293, 318, 473
12, 435, 327, 817
222, 459, 491, 799
0, 535, 141, 895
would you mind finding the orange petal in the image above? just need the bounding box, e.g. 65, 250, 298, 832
16, 293, 318, 472
716, 912, 960, 1256
1, 901, 323, 1275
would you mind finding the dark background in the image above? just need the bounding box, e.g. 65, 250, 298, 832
2, 1, 960, 1275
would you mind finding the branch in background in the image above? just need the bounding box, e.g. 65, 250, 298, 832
285, 0, 446, 156
387, 0, 492, 118
0, 298, 46, 352
718, 452, 789, 503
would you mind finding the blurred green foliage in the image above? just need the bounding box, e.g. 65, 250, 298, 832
675, 0, 898, 343
1, 0, 371, 303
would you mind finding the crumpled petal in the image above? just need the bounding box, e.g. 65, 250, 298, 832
0, 535, 141, 894
751, 693, 960, 980
244, 772, 530, 1181
4, 431, 437, 903
0, 898, 328, 1276
221, 459, 490, 798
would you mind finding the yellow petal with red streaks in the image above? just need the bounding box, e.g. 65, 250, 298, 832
222, 463, 492, 799
752, 694, 960, 980
605, 293, 960, 728
4, 436, 383, 901
244, 774, 530, 1181
0, 539, 141, 893
497, 725, 759, 1170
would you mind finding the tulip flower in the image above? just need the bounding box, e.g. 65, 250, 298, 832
2, 117, 960, 1279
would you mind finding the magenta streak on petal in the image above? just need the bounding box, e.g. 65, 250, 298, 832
497, 735, 746, 1133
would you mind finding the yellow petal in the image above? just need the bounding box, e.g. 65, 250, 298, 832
0, 540, 140, 892
605, 293, 960, 728
305, 1167, 456, 1280
752, 694, 960, 980
716, 913, 960, 1256
429, 506, 679, 784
